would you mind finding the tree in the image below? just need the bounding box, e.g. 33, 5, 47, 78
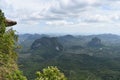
0, 9, 27, 80
35, 66, 67, 80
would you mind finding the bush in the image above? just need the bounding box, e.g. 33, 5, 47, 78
35, 66, 67, 80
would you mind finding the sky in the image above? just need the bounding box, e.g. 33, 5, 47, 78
1, 0, 120, 35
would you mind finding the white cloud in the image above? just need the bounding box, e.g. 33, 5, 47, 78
1, 0, 120, 34
46, 20, 74, 26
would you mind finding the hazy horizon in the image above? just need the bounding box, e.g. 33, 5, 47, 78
18, 33, 120, 37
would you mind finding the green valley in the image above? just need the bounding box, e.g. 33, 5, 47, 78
18, 34, 120, 80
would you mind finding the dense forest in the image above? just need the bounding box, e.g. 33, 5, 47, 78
18, 34, 120, 80
0, 9, 27, 80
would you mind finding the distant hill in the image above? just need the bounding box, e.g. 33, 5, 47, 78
18, 33, 120, 47
29, 37, 64, 59
80, 34, 120, 46
31, 37, 63, 52
87, 37, 104, 47
18, 33, 120, 80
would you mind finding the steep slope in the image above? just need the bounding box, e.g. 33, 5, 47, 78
0, 10, 26, 80
87, 37, 104, 47
31, 37, 63, 51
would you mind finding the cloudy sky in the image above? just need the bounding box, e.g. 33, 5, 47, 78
1, 0, 120, 35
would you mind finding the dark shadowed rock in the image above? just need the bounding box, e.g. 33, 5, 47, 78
31, 37, 63, 51
5, 19, 17, 27
87, 37, 103, 47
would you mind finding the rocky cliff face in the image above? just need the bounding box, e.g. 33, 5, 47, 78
5, 19, 17, 27
31, 37, 63, 52
87, 37, 103, 47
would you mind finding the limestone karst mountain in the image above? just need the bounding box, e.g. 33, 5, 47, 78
87, 37, 104, 47
31, 37, 63, 51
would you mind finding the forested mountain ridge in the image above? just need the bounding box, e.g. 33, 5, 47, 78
18, 34, 120, 80
31, 37, 63, 51
18, 34, 120, 57
18, 33, 120, 48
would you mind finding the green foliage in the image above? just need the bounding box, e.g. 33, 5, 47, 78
18, 34, 120, 80
0, 10, 68, 80
0, 10, 27, 80
35, 66, 67, 80
6, 70, 27, 80
0, 9, 6, 35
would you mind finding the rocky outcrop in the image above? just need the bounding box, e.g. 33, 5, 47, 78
5, 19, 17, 27
31, 37, 63, 51
87, 37, 103, 47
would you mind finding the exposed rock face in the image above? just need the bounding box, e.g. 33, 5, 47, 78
31, 37, 63, 51
5, 19, 17, 27
87, 37, 103, 47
